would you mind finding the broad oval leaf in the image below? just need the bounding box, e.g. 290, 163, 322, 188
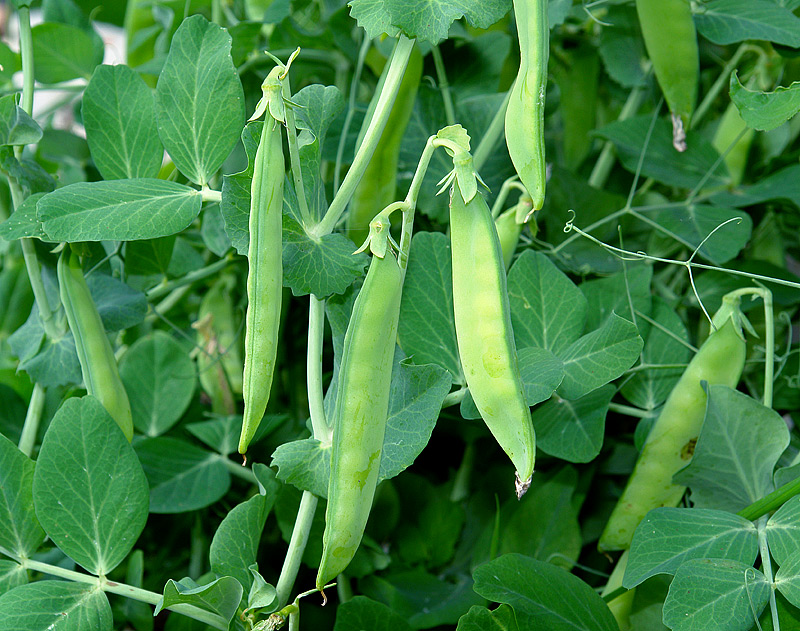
30, 22, 103, 84
695, 0, 800, 47
0, 94, 41, 146
155, 576, 242, 628
0, 581, 112, 631
766, 495, 800, 567
730, 70, 800, 132
0, 433, 45, 558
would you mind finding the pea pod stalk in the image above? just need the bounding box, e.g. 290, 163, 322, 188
449, 161, 535, 497
57, 250, 133, 441
239, 67, 286, 455
598, 299, 747, 551
317, 220, 404, 590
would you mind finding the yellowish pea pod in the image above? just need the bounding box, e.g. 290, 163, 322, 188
450, 177, 535, 497
57, 250, 134, 442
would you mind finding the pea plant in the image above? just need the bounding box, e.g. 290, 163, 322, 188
2, 0, 800, 629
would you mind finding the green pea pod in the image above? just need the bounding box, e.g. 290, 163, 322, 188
347, 45, 423, 247
239, 69, 285, 455
712, 100, 753, 188
317, 246, 403, 590
636, 0, 699, 151
505, 0, 548, 210
450, 178, 535, 497
57, 250, 133, 442
494, 207, 523, 270
598, 308, 747, 552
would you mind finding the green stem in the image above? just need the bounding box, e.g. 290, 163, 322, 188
313, 35, 415, 237
691, 44, 753, 128
275, 490, 319, 608
473, 91, 511, 172
738, 476, 800, 521
145, 257, 231, 301
757, 515, 780, 631
397, 137, 436, 277
608, 402, 654, 419
17, 7, 34, 116
441, 386, 467, 408
307, 295, 330, 442
282, 69, 313, 227
489, 176, 526, 219
219, 456, 259, 484
432, 45, 456, 126
201, 188, 222, 204
18, 382, 45, 457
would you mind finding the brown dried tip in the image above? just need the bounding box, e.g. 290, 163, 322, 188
320, 588, 327, 606
241, 453, 248, 467
515, 472, 532, 499
671, 113, 687, 153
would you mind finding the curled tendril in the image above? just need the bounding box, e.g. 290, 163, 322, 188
564, 209, 577, 233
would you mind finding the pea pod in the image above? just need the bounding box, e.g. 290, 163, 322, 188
450, 176, 535, 497
712, 100, 753, 188
317, 230, 403, 590
598, 302, 747, 552
505, 0, 548, 210
346, 45, 423, 247
239, 68, 285, 455
636, 0, 699, 151
57, 250, 133, 441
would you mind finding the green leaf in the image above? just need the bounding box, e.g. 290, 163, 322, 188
0, 560, 26, 596
0, 192, 46, 241
557, 314, 643, 400
246, 565, 278, 613
220, 120, 262, 256
695, 0, 800, 47
624, 508, 759, 588
532, 385, 615, 463
133, 436, 230, 513
674, 385, 789, 512
580, 265, 652, 330
398, 232, 461, 379
271, 438, 329, 497
0, 581, 112, 631
730, 71, 800, 132
82, 64, 164, 180
156, 576, 242, 630
209, 467, 279, 593
333, 595, 414, 631
776, 550, 800, 610
662, 558, 769, 631
508, 251, 587, 355
187, 415, 285, 456
594, 116, 729, 189
710, 164, 800, 210
0, 433, 45, 558
155, 15, 245, 185
87, 273, 147, 332
30, 22, 103, 83
0, 95, 41, 146
472, 553, 619, 631
0, 147, 56, 197
118, 331, 197, 436
37, 179, 203, 242
456, 604, 519, 631
32, 396, 150, 575
766, 496, 800, 566
598, 5, 648, 89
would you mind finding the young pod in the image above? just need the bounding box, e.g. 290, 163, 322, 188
598, 309, 747, 552
57, 250, 134, 441
239, 71, 285, 455
505, 0, 548, 210
450, 178, 535, 497
317, 245, 403, 590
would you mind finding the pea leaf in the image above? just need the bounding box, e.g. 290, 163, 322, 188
155, 15, 245, 185
0, 581, 112, 631
709, 163, 800, 209
0, 94, 41, 146
775, 549, 800, 610
456, 605, 519, 631
674, 385, 790, 512
694, 0, 800, 47
624, 508, 759, 588
0, 560, 26, 595
580, 265, 652, 330
0, 433, 45, 558
333, 596, 414, 631
766, 496, 800, 566
82, 64, 164, 180
32, 396, 150, 575
30, 22, 103, 84
0, 192, 46, 241
730, 71, 800, 132
155, 576, 242, 629
598, 5, 648, 89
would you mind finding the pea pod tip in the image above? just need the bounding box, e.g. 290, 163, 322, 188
515, 472, 532, 499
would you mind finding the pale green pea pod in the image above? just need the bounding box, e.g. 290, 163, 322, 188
450, 176, 535, 498
712, 100, 753, 188
239, 68, 285, 455
598, 305, 747, 552
495, 207, 522, 270
505, 0, 548, 210
317, 227, 404, 590
57, 250, 134, 442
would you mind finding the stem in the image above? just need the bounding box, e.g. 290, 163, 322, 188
397, 138, 437, 277
219, 456, 259, 484
473, 91, 511, 172
588, 86, 645, 189
145, 257, 231, 301
738, 475, 800, 521
490, 176, 526, 219
17, 7, 34, 117
691, 44, 753, 128
282, 70, 313, 227
275, 491, 319, 607
201, 188, 222, 204
757, 515, 780, 631
18, 383, 45, 457
307, 295, 330, 442
608, 402, 654, 419
313, 35, 415, 237
441, 386, 467, 408
431, 45, 456, 126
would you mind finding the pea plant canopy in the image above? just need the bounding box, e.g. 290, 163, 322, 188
2, 0, 800, 629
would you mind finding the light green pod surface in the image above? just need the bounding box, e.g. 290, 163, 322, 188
57, 251, 133, 442
347, 45, 422, 247
712, 101, 753, 188
494, 206, 524, 271
239, 118, 284, 455
317, 251, 403, 589
598, 318, 746, 552
505, 0, 548, 210
198, 275, 243, 397
449, 180, 535, 491
636, 0, 699, 131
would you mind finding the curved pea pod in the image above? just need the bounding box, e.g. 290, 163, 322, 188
57, 250, 133, 442
450, 179, 535, 497
317, 248, 403, 590
505, 0, 548, 210
636, 0, 699, 151
495, 207, 523, 270
598, 311, 746, 552
239, 72, 285, 456
347, 44, 423, 247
